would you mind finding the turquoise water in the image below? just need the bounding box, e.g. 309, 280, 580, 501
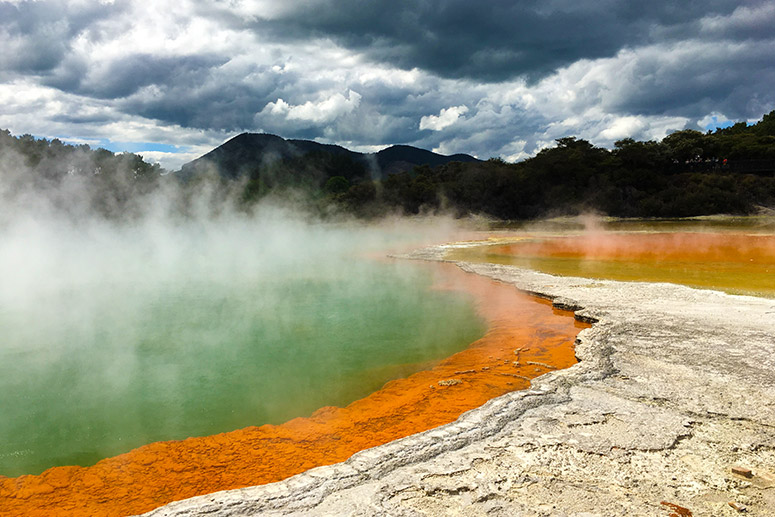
0, 216, 486, 477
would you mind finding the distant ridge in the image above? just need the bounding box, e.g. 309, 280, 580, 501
374, 144, 478, 176
177, 133, 479, 180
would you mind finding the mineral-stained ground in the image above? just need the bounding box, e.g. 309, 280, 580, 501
145, 243, 775, 517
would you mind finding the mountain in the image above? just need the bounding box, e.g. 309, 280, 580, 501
374, 144, 479, 176
177, 133, 479, 181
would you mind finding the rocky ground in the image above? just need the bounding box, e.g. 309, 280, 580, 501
143, 244, 775, 516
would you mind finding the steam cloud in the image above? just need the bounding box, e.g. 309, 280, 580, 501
0, 149, 486, 476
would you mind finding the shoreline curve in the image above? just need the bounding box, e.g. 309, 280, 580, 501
143, 242, 775, 516
0, 260, 584, 516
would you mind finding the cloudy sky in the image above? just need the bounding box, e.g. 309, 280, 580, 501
1, 0, 774, 170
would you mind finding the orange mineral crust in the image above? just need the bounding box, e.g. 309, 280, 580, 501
0, 263, 587, 517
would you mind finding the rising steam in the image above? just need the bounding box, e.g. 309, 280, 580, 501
0, 148, 485, 476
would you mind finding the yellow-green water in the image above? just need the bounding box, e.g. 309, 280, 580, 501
448, 219, 775, 298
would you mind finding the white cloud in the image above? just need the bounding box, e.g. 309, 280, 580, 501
335, 142, 386, 154
356, 67, 420, 87
599, 116, 647, 141
697, 112, 732, 131
419, 105, 469, 131
500, 139, 529, 162
262, 89, 362, 124
138, 149, 206, 170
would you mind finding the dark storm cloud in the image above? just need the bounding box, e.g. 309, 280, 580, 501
0, 0, 126, 74
51, 112, 116, 125
248, 0, 742, 82
119, 61, 298, 131
608, 42, 775, 120
412, 105, 538, 159
125, 81, 273, 131
60, 54, 229, 99
1, 0, 774, 170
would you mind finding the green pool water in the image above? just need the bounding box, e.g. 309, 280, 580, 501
0, 216, 486, 477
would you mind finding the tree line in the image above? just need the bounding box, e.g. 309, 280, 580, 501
332, 110, 775, 218
0, 129, 162, 219
2, 110, 775, 220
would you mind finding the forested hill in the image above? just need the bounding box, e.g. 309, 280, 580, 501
1, 110, 774, 220
177, 132, 479, 181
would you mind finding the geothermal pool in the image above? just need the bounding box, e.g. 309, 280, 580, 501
0, 260, 486, 478
0, 213, 586, 516
0, 218, 487, 478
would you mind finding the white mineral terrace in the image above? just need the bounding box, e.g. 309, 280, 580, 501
144, 243, 775, 516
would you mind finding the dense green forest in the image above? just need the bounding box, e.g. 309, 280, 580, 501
341, 110, 775, 218
2, 110, 774, 220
